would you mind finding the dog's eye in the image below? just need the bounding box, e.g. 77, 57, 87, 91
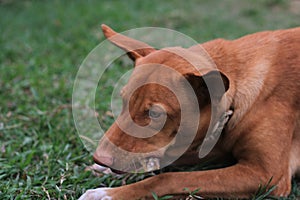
148, 105, 164, 119
149, 110, 161, 119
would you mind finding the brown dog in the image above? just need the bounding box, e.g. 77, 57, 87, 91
79, 25, 300, 199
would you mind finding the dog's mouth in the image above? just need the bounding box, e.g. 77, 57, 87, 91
93, 156, 161, 174
93, 156, 126, 174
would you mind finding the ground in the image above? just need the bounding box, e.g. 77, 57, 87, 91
0, 0, 299, 199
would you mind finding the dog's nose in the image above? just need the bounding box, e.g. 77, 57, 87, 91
93, 154, 114, 167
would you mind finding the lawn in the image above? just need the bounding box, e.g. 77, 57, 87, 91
0, 0, 299, 199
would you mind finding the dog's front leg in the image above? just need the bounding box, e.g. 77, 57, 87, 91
78, 162, 288, 200
132, 164, 281, 199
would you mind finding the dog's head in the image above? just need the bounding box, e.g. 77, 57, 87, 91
93, 25, 230, 173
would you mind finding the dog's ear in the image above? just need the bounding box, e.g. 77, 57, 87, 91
101, 24, 156, 61
185, 70, 229, 103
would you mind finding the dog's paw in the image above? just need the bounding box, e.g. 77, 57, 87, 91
78, 188, 112, 200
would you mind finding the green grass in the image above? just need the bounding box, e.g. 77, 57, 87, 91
0, 0, 299, 199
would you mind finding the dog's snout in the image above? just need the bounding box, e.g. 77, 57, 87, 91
93, 154, 114, 167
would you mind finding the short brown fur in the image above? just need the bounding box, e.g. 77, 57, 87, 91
80, 25, 300, 199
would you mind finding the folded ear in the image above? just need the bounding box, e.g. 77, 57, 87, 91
101, 24, 156, 61
185, 70, 229, 104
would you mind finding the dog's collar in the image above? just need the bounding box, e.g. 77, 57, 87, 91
198, 109, 233, 158
212, 109, 233, 134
